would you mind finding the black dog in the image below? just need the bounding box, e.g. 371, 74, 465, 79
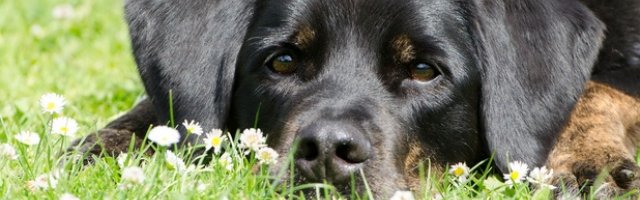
69, 0, 640, 198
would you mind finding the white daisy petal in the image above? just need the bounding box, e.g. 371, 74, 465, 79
121, 166, 144, 183
40, 93, 66, 114
218, 153, 234, 171
15, 131, 41, 146
204, 129, 226, 154
182, 120, 203, 135
30, 25, 46, 39
390, 191, 415, 200
59, 193, 80, 200
51, 117, 79, 137
147, 126, 180, 146
527, 166, 557, 190
196, 182, 209, 192
165, 151, 187, 172
239, 128, 266, 154
503, 161, 529, 186
27, 171, 61, 191
0, 143, 19, 160
117, 153, 129, 168
433, 193, 444, 200
256, 147, 279, 165
448, 162, 470, 183
120, 166, 144, 189
52, 4, 75, 20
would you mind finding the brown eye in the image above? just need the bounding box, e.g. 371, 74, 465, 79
267, 53, 297, 74
410, 63, 438, 82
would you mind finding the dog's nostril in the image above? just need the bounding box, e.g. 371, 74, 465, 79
335, 140, 370, 164
297, 139, 319, 161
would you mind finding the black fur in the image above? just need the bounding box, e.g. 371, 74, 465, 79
125, 0, 254, 144
472, 0, 603, 171
74, 0, 640, 197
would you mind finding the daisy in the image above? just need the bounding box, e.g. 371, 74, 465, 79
59, 193, 80, 200
40, 93, 66, 114
527, 166, 557, 190
433, 193, 444, 200
30, 25, 46, 39
147, 126, 180, 146
204, 129, 226, 154
0, 143, 18, 160
503, 161, 529, 186
165, 151, 187, 172
52, 4, 75, 20
218, 153, 234, 171
239, 128, 266, 154
15, 131, 40, 146
182, 120, 203, 135
51, 117, 79, 137
196, 182, 209, 192
117, 153, 129, 168
120, 166, 144, 189
389, 191, 415, 200
449, 162, 470, 183
256, 147, 279, 165
27, 171, 60, 191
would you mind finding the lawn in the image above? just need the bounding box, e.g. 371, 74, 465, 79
0, 0, 600, 199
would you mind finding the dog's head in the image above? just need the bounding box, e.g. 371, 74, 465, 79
126, 0, 603, 197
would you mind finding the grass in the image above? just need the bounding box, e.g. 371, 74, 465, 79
0, 0, 626, 199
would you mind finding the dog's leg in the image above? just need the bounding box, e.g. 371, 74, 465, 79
65, 98, 158, 163
547, 81, 640, 197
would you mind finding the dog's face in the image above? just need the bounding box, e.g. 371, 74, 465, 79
232, 0, 482, 195
126, 0, 604, 198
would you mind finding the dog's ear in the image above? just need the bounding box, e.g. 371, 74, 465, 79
472, 0, 604, 171
125, 1, 254, 143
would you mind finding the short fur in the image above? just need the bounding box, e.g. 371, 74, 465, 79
548, 81, 640, 197
66, 0, 640, 198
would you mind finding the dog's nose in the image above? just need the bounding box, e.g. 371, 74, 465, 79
295, 121, 372, 183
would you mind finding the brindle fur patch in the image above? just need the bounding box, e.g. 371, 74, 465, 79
293, 26, 316, 50
391, 34, 416, 63
547, 81, 640, 196
402, 141, 443, 192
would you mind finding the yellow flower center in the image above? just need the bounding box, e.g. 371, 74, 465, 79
260, 152, 270, 160
166, 162, 176, 170
211, 137, 221, 146
47, 102, 55, 110
187, 127, 194, 133
220, 159, 230, 166
510, 171, 519, 180
60, 126, 68, 133
453, 167, 465, 176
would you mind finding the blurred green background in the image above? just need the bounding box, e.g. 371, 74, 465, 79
0, 0, 143, 133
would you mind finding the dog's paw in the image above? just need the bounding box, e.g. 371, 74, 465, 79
550, 157, 640, 199
63, 129, 147, 164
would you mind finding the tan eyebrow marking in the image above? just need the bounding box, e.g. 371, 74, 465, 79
293, 26, 316, 49
391, 34, 416, 63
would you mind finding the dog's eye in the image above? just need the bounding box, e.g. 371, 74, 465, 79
267, 53, 297, 75
410, 63, 439, 82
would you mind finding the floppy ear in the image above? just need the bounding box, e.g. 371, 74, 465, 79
125, 1, 254, 143
472, 0, 605, 171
